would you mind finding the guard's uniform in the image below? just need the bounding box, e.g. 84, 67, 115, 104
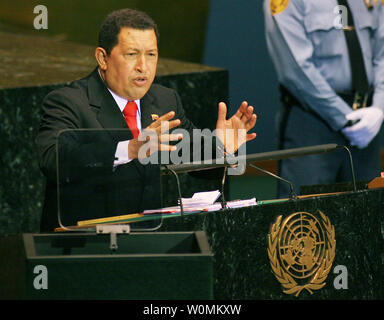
264, 0, 384, 197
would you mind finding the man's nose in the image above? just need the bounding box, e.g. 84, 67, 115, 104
135, 55, 146, 73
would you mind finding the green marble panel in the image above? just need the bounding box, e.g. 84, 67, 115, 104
0, 84, 62, 234
160, 189, 384, 299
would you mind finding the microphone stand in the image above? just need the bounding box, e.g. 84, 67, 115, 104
221, 166, 228, 209
162, 143, 358, 209
336, 145, 357, 192
248, 163, 297, 200
162, 166, 185, 216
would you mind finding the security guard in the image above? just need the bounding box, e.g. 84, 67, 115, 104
264, 0, 384, 197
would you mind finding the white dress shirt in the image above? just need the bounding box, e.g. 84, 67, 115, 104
107, 88, 142, 166
97, 68, 142, 166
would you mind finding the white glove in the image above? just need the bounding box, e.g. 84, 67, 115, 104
341, 106, 384, 149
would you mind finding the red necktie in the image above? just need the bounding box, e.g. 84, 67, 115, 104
123, 101, 139, 138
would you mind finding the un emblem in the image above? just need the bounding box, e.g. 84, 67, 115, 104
268, 211, 336, 297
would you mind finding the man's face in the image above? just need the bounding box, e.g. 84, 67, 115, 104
99, 27, 158, 100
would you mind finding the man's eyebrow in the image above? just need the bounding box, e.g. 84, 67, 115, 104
124, 48, 158, 52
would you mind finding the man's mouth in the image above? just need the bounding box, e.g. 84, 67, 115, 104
133, 77, 148, 86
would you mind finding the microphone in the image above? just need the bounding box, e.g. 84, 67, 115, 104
162, 143, 357, 205
161, 144, 340, 174
248, 163, 297, 200
336, 145, 357, 192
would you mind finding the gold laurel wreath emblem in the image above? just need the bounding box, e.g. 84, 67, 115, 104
270, 0, 290, 15
268, 211, 336, 297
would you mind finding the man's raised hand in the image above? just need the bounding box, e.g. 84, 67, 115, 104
215, 101, 257, 154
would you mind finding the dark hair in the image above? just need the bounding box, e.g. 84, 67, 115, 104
98, 8, 159, 54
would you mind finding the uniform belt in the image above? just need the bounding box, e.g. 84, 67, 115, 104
336, 90, 373, 110
279, 85, 373, 110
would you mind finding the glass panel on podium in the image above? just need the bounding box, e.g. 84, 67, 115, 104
56, 129, 162, 230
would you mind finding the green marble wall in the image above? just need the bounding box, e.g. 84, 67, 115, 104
0, 32, 228, 235
161, 189, 384, 299
0, 85, 60, 234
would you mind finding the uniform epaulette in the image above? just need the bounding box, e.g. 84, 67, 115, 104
270, 0, 290, 15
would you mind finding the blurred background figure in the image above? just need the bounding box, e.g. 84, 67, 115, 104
264, 0, 384, 197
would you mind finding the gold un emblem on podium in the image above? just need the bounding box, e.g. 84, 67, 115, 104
268, 211, 336, 297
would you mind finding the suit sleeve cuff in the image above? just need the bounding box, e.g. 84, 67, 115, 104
114, 140, 133, 167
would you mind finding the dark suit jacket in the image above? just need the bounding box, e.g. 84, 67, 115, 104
36, 68, 197, 231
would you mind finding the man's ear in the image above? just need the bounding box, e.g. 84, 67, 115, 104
95, 47, 108, 71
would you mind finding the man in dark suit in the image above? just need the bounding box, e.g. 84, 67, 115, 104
36, 8, 257, 232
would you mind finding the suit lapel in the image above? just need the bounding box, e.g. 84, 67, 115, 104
141, 88, 163, 129
87, 68, 134, 143
87, 68, 127, 129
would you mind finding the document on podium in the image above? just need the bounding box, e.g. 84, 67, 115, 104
141, 191, 258, 218
143, 190, 222, 214
74, 190, 258, 228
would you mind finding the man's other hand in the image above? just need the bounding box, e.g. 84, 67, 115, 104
128, 111, 182, 159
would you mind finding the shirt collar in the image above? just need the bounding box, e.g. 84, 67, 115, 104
97, 68, 141, 113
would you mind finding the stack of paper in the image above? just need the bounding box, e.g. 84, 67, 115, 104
143, 191, 258, 215
143, 190, 222, 214
226, 198, 257, 208
179, 190, 221, 207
